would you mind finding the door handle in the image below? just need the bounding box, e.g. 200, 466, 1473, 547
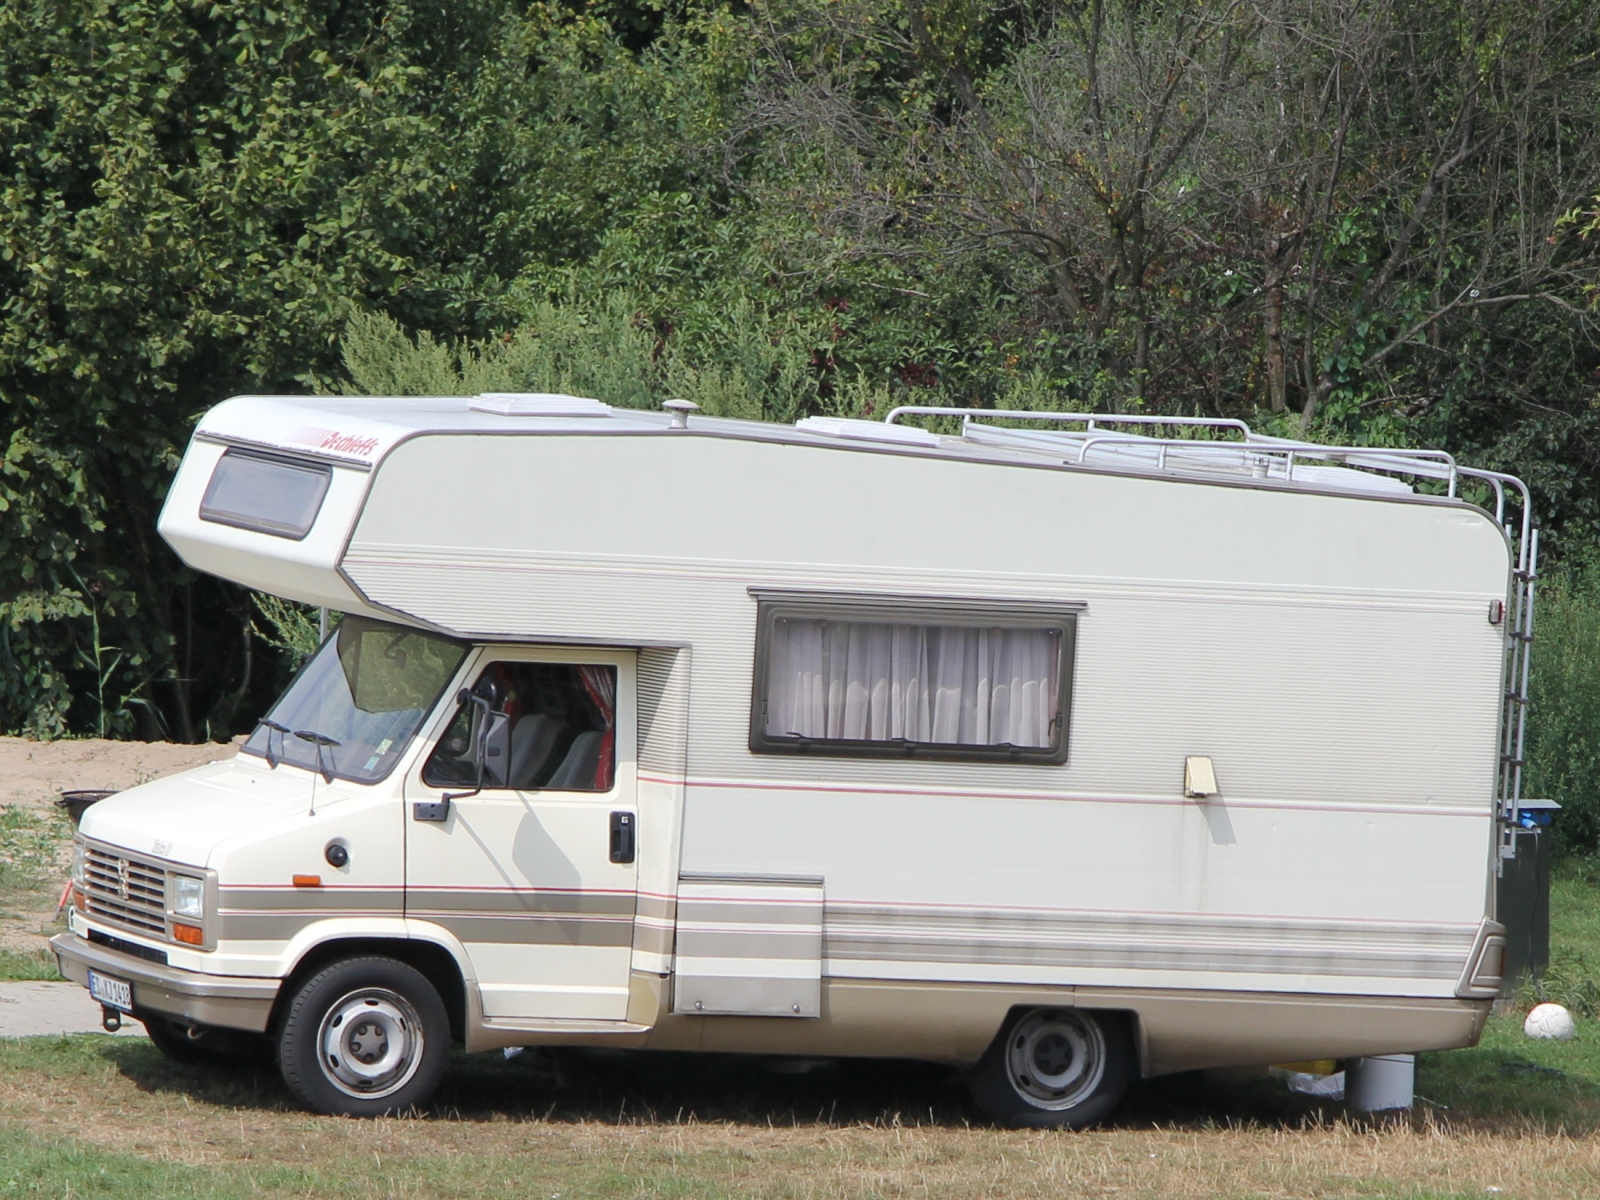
609, 811, 635, 864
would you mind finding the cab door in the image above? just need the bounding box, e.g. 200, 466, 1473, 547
404, 648, 637, 1022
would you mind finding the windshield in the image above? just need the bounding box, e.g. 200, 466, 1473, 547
242, 617, 469, 783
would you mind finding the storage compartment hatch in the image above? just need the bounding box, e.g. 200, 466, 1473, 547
671, 875, 823, 1018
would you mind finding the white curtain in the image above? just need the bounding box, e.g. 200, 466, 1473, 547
765, 619, 1060, 747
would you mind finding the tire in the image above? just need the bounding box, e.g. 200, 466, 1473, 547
142, 1013, 274, 1066
967, 1007, 1134, 1129
277, 956, 450, 1117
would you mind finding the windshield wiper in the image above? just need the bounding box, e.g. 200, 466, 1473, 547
256, 719, 292, 769
293, 729, 341, 784
293, 729, 341, 818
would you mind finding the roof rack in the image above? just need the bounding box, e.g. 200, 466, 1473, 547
883, 405, 1526, 526
885, 404, 1538, 848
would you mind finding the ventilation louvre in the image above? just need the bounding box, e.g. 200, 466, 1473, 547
470, 393, 612, 417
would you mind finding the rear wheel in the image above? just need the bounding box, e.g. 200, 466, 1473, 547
277, 957, 450, 1117
967, 1007, 1133, 1128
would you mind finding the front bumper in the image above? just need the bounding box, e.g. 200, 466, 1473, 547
51, 932, 279, 1033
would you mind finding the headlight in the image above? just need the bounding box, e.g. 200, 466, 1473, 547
71, 842, 86, 886
171, 875, 205, 919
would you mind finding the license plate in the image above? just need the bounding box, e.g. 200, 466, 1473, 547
87, 970, 133, 1012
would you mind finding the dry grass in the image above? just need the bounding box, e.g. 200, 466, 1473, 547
0, 804, 72, 975
3, 1036, 1599, 1199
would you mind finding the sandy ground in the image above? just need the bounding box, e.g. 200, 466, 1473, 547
0, 735, 243, 813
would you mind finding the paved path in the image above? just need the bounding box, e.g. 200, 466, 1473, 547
0, 981, 147, 1038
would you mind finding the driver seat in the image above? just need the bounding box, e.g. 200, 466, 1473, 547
506, 713, 562, 789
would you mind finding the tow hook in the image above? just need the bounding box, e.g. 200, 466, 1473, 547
100, 1005, 122, 1033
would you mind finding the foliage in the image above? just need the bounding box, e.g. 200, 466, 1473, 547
339, 298, 896, 423
1525, 858, 1600, 1011
1518, 949, 1600, 1017
0, 588, 87, 738
6, 0, 1600, 747
750, 0, 1600, 512
250, 595, 329, 669
1, 0, 479, 737
0, 0, 751, 738
1523, 563, 1600, 853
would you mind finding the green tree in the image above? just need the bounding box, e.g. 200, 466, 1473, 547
748, 0, 1600, 513
0, 0, 758, 738
8, 0, 1600, 749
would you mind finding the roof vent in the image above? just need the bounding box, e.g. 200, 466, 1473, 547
663, 398, 699, 429
795, 417, 940, 447
470, 392, 611, 417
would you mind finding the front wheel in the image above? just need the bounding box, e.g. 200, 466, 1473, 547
278, 957, 450, 1117
967, 1007, 1133, 1128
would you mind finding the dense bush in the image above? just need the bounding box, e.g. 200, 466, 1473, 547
1524, 565, 1600, 854
1, 0, 752, 738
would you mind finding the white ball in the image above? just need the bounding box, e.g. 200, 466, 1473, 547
1524, 1002, 1576, 1041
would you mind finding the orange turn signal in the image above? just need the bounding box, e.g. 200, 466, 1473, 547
172, 922, 204, 945
72, 887, 86, 911
292, 874, 322, 888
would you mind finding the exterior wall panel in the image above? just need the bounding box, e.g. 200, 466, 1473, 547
335, 432, 1505, 1006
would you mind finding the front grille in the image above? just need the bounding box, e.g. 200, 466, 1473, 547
83, 845, 168, 938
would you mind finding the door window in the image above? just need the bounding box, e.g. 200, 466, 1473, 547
422, 662, 617, 791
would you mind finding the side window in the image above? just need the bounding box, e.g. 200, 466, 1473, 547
750, 595, 1076, 764
423, 662, 617, 791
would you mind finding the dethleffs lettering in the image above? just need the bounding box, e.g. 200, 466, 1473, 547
317, 431, 380, 456
287, 425, 381, 457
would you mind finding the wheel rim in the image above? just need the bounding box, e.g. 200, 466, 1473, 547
315, 987, 426, 1100
1003, 1009, 1106, 1110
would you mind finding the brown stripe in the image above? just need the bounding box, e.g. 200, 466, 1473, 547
632, 924, 676, 956
823, 933, 1463, 978
820, 905, 1476, 980
676, 900, 823, 927
426, 913, 634, 948
827, 903, 1475, 946
407, 889, 636, 917
635, 894, 676, 922
220, 887, 400, 913
224, 912, 633, 949
217, 914, 324, 942
677, 928, 822, 961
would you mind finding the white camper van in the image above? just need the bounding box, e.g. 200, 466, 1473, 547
53, 393, 1533, 1126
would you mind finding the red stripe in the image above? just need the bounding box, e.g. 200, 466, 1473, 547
639, 773, 1485, 818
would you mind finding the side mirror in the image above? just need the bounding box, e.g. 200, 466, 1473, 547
438, 687, 509, 807
458, 687, 512, 789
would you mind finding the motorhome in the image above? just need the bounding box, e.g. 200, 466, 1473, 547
53, 392, 1533, 1125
